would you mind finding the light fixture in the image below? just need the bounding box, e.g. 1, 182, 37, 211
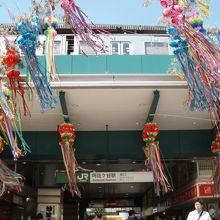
132, 161, 136, 164
96, 163, 101, 166
98, 186, 102, 189
22, 162, 27, 165
192, 121, 197, 125
130, 185, 134, 189
82, 161, 87, 165
98, 190, 102, 193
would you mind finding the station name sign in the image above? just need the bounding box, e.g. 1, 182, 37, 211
56, 171, 153, 184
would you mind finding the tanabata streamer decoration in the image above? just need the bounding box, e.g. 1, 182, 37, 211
142, 122, 172, 195
16, 16, 57, 112
61, 0, 108, 54
211, 133, 220, 194
58, 122, 81, 197
143, 0, 210, 14
161, 0, 219, 126
2, 49, 20, 68
0, 80, 30, 160
42, 16, 59, 81
2, 47, 31, 117
0, 160, 24, 196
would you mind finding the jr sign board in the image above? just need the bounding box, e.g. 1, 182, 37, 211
56, 171, 153, 184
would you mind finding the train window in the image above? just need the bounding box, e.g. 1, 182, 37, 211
54, 41, 61, 55
145, 41, 168, 55
122, 42, 130, 55
79, 41, 96, 55
111, 41, 131, 55
111, 42, 119, 55
43, 40, 62, 55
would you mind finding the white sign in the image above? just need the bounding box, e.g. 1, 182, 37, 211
90, 172, 153, 183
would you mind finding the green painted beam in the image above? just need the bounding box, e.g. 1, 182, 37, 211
59, 91, 70, 123
1, 130, 214, 160
146, 90, 160, 123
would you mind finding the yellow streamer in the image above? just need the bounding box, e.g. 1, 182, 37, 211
175, 68, 185, 80
198, 1, 210, 9
199, 7, 210, 17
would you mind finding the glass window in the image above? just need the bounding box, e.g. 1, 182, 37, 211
111, 41, 131, 55
111, 42, 119, 55
122, 42, 130, 55
54, 40, 61, 55
145, 41, 168, 55
79, 41, 96, 55
43, 40, 61, 55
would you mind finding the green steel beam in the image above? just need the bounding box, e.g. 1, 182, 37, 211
1, 130, 214, 160
59, 91, 70, 123
146, 90, 160, 123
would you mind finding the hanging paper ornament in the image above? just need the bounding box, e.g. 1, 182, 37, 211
2, 49, 20, 68
42, 16, 59, 81
0, 160, 24, 197
5, 70, 30, 116
211, 134, 220, 155
188, 15, 206, 33
0, 83, 31, 160
16, 16, 57, 112
0, 36, 30, 117
160, 0, 220, 130
142, 122, 173, 195
58, 122, 81, 197
61, 0, 108, 55
142, 122, 159, 142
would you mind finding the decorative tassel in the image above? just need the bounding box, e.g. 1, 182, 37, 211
61, 0, 108, 55
0, 160, 24, 196
43, 16, 59, 82
58, 123, 81, 197
5, 70, 30, 116
142, 122, 173, 195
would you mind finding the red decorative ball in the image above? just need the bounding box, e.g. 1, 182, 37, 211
6, 70, 20, 79
211, 134, 220, 155
58, 123, 76, 142
142, 122, 159, 142
2, 49, 20, 68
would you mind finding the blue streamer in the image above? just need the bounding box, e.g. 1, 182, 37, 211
16, 16, 57, 112
168, 26, 219, 112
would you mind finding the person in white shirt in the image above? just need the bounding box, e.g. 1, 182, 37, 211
187, 198, 211, 220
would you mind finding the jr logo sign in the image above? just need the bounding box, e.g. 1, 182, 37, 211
77, 172, 90, 183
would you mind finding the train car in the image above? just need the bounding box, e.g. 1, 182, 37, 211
0, 24, 174, 56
